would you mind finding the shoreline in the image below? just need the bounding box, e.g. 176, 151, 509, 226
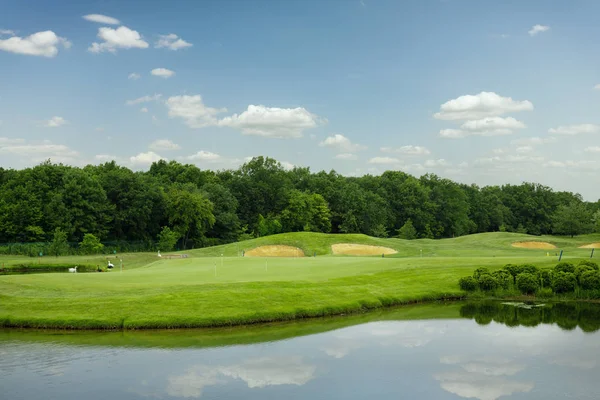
0, 294, 466, 331
3, 293, 599, 331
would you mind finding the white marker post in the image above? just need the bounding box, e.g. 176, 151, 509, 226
120, 259, 123, 273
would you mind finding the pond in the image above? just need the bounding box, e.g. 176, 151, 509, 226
1, 301, 599, 400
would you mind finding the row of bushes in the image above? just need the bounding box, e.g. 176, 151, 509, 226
458, 260, 600, 296
0, 240, 157, 257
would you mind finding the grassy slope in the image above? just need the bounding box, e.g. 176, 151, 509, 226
0, 302, 461, 349
0, 232, 598, 329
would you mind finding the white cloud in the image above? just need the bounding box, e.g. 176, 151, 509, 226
368, 156, 401, 165
461, 116, 525, 132
529, 24, 550, 36
186, 150, 221, 161
44, 116, 67, 128
151, 68, 175, 78
319, 134, 367, 152
440, 116, 525, 138
88, 26, 149, 53
280, 161, 295, 170
548, 124, 600, 135
594, 84, 600, 90
0, 29, 15, 36
126, 94, 162, 105
434, 92, 533, 121
380, 145, 430, 155
543, 160, 600, 169
335, 153, 358, 160
82, 14, 120, 25
218, 105, 321, 138
149, 139, 180, 151
439, 129, 467, 139
0, 142, 78, 162
424, 159, 449, 167
492, 148, 505, 154
510, 136, 555, 146
129, 151, 165, 166
0, 30, 71, 57
128, 72, 141, 80
166, 95, 227, 128
140, 107, 148, 113
95, 154, 118, 162
515, 146, 533, 153
155, 33, 192, 50
0, 137, 25, 145
584, 146, 600, 153
475, 154, 544, 165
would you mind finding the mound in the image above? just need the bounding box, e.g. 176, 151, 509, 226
579, 243, 600, 249
331, 243, 397, 256
511, 241, 557, 250
245, 245, 305, 257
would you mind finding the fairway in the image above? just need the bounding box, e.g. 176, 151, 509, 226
1, 232, 598, 329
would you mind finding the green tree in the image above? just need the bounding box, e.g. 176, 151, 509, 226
166, 185, 216, 249
397, 219, 417, 240
280, 190, 331, 233
48, 227, 69, 256
157, 226, 179, 252
593, 210, 600, 233
552, 201, 594, 237
79, 233, 104, 255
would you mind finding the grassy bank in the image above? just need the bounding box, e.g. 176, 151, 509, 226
0, 232, 597, 330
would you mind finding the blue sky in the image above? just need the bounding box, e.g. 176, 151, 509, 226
1, 0, 600, 200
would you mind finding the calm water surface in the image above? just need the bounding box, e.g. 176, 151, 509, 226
1, 302, 599, 400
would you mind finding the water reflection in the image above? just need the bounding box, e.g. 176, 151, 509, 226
459, 301, 600, 332
1, 302, 599, 400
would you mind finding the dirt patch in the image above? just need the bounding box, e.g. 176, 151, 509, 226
331, 243, 397, 256
245, 245, 305, 257
511, 241, 557, 250
579, 243, 600, 249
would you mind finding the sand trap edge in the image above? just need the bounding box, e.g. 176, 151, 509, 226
245, 245, 305, 257
331, 243, 397, 256
511, 241, 557, 250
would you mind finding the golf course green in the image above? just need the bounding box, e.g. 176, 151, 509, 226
1, 232, 598, 329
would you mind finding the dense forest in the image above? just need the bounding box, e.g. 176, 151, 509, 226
0, 157, 599, 253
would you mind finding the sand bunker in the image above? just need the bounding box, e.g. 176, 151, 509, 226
245, 245, 305, 257
511, 241, 557, 250
331, 243, 397, 256
579, 243, 600, 249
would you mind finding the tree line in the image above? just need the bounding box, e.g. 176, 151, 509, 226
0, 156, 599, 252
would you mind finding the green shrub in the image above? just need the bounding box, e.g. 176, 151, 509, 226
575, 265, 598, 283
478, 274, 498, 291
580, 271, 600, 290
578, 260, 599, 270
537, 270, 552, 288
554, 262, 575, 274
492, 270, 512, 289
503, 264, 523, 284
473, 267, 490, 280
519, 264, 539, 275
516, 273, 539, 295
459, 276, 478, 291
536, 287, 554, 299
552, 272, 577, 293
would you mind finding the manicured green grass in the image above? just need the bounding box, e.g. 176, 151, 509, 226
0, 302, 462, 349
0, 232, 598, 329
